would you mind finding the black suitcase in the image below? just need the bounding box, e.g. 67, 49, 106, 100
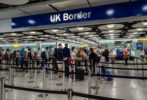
75, 68, 84, 81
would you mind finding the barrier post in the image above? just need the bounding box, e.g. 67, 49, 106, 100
136, 59, 138, 76
50, 59, 53, 80
0, 77, 5, 100
42, 67, 46, 100
141, 60, 144, 80
9, 67, 12, 86
95, 76, 99, 95
62, 62, 65, 90
88, 68, 91, 100
67, 89, 73, 100
73, 60, 76, 84
34, 69, 37, 88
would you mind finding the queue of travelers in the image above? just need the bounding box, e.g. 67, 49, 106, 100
0, 44, 114, 81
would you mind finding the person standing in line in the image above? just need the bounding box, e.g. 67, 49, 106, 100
123, 45, 129, 65
19, 47, 26, 71
0, 49, 3, 69
4, 49, 11, 66
55, 44, 63, 78
70, 47, 78, 79
44, 47, 49, 67
63, 43, 70, 77
140, 49, 144, 61
104, 46, 109, 63
144, 48, 147, 63
89, 48, 99, 73
15, 50, 20, 67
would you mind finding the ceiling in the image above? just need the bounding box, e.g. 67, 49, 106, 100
1, 20, 147, 44
0, 0, 143, 45
0, 0, 136, 19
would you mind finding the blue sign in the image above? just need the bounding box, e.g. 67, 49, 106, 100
12, 0, 147, 28
136, 43, 143, 49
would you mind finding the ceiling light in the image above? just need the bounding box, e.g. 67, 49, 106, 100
132, 32, 137, 34
77, 27, 84, 30
52, 29, 59, 33
142, 5, 147, 11
11, 33, 17, 36
45, 35, 49, 37
142, 22, 147, 25
107, 24, 115, 28
108, 30, 114, 33
28, 36, 32, 38
106, 9, 114, 16
137, 28, 143, 31
11, 22, 16, 26
30, 31, 36, 34
85, 32, 89, 34
130, 35, 134, 37
28, 19, 35, 24
109, 34, 115, 36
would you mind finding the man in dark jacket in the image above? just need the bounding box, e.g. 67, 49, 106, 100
63, 43, 70, 76
55, 44, 63, 78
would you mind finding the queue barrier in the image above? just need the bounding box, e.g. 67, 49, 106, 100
0, 77, 122, 100
0, 59, 147, 100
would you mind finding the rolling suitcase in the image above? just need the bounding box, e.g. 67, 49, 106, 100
75, 68, 84, 81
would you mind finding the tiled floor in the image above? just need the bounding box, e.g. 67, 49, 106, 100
1, 60, 147, 100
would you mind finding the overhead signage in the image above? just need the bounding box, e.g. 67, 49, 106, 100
12, 0, 147, 28
136, 42, 143, 49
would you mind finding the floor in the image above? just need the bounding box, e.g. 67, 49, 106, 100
0, 59, 147, 100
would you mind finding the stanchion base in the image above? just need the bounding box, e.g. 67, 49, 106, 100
38, 94, 48, 97
56, 83, 63, 86
91, 86, 100, 90
27, 81, 34, 83
33, 86, 39, 88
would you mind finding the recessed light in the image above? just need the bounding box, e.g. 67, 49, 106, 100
52, 29, 59, 33
11, 33, 17, 36
142, 22, 147, 25
107, 24, 115, 28
130, 35, 134, 37
30, 31, 36, 34
28, 19, 36, 24
132, 32, 137, 34
106, 9, 114, 16
77, 27, 84, 30
137, 28, 143, 31
28, 36, 32, 38
45, 35, 49, 37
85, 32, 89, 34
108, 30, 114, 33
109, 34, 115, 36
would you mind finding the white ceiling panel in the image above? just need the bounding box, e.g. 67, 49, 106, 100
89, 0, 129, 7
52, 0, 89, 11
19, 4, 55, 14
0, 9, 23, 19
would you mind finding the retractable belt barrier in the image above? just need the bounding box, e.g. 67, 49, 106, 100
1, 65, 147, 80
10, 67, 145, 80
97, 66, 147, 71
4, 84, 122, 100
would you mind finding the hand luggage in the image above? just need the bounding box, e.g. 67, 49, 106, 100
105, 70, 113, 81
75, 68, 84, 81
